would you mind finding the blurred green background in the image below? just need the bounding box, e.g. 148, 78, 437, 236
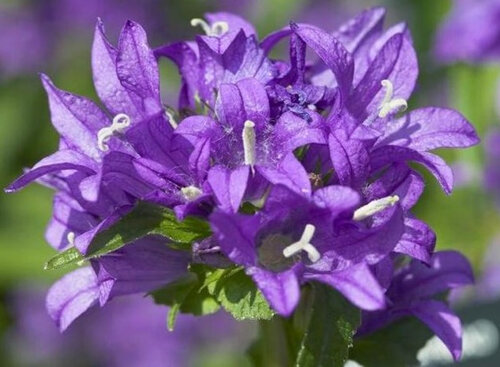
1, 0, 500, 366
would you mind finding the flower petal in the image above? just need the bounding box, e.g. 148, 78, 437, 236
40, 74, 109, 159
46, 267, 99, 331
45, 192, 99, 250
116, 20, 161, 114
6, 150, 97, 192
394, 217, 436, 264
210, 210, 259, 266
312, 185, 360, 216
91, 236, 190, 305
390, 250, 474, 301
376, 108, 479, 151
292, 23, 354, 101
365, 163, 424, 210
257, 153, 311, 196
208, 165, 249, 213
370, 145, 454, 194
248, 266, 300, 317
411, 300, 463, 361
92, 19, 141, 120
328, 129, 370, 188
306, 262, 386, 311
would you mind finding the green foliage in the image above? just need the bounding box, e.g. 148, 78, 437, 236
350, 317, 433, 367
151, 269, 220, 331
44, 202, 211, 270
153, 265, 274, 330
205, 268, 274, 321
295, 284, 361, 367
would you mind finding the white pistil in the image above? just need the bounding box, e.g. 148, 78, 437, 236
283, 224, 321, 263
353, 195, 400, 221
181, 185, 203, 201
97, 113, 131, 151
165, 109, 178, 129
67, 231, 75, 246
190, 18, 229, 36
378, 80, 408, 118
242, 120, 256, 171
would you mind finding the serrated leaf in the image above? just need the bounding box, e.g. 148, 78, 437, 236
350, 316, 433, 367
207, 268, 274, 321
295, 284, 361, 367
44, 202, 211, 270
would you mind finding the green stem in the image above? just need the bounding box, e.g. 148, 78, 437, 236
248, 287, 315, 367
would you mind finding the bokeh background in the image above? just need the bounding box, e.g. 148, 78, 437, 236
1, 0, 499, 366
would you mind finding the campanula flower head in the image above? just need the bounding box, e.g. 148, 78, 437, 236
4, 7, 479, 364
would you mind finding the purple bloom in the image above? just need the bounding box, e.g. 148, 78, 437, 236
359, 251, 474, 361
289, 8, 478, 194
6, 20, 193, 329
211, 184, 405, 315
156, 12, 273, 109
4, 8, 478, 355
435, 0, 500, 63
6, 19, 179, 253
47, 236, 189, 331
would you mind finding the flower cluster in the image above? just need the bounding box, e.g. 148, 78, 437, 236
6, 7, 479, 360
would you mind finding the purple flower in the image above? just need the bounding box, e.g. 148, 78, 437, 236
359, 251, 474, 361
4, 8, 478, 354
156, 12, 274, 109
289, 8, 479, 194
6, 19, 179, 253
47, 236, 190, 331
210, 184, 406, 315
435, 0, 500, 63
5, 21, 193, 331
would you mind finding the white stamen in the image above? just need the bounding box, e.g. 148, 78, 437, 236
353, 195, 400, 221
378, 80, 408, 118
181, 185, 203, 201
283, 224, 321, 263
67, 231, 75, 246
165, 109, 178, 129
97, 113, 131, 151
190, 18, 229, 36
242, 120, 256, 171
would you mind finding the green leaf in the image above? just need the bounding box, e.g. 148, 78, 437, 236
206, 268, 274, 321
151, 274, 198, 331
295, 284, 361, 367
350, 317, 433, 367
151, 265, 221, 330
44, 202, 212, 270
44, 247, 83, 270
88, 202, 211, 256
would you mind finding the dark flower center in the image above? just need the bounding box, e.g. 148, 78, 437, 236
258, 233, 297, 272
